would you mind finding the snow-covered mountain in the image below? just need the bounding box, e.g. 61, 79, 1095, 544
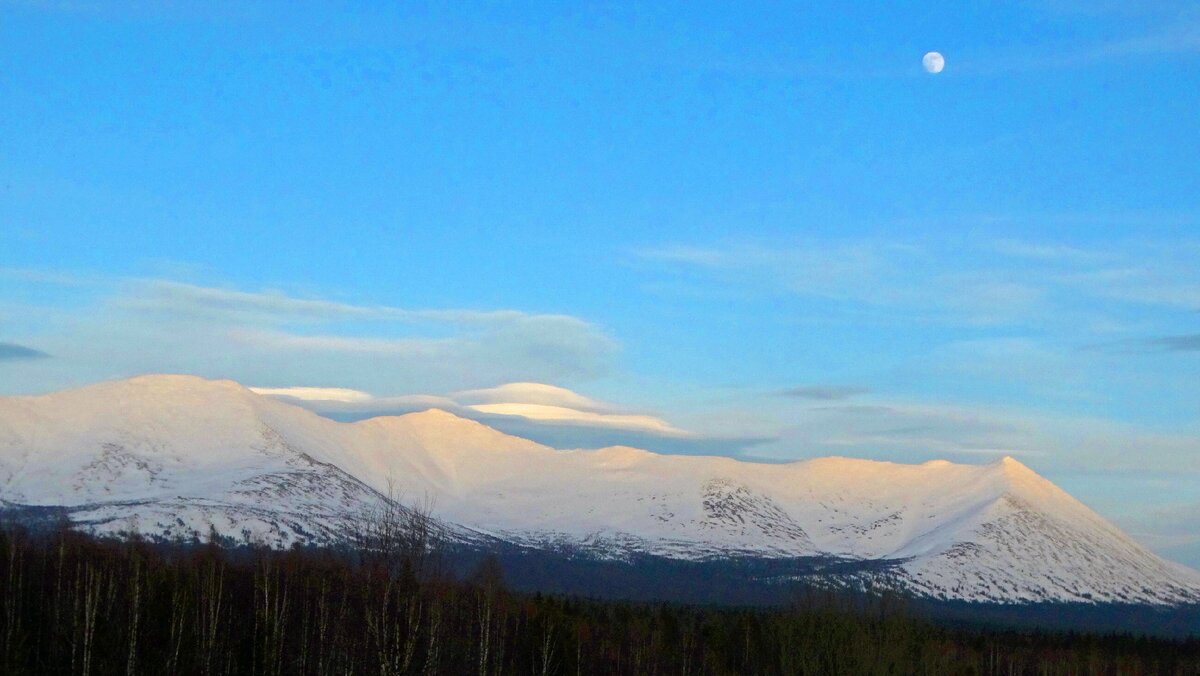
1, 374, 1198, 605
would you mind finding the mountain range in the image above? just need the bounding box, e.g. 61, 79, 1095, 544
1, 374, 1198, 606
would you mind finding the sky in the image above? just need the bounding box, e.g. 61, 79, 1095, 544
1, 2, 1198, 565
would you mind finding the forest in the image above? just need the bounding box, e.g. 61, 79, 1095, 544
0, 508, 1197, 675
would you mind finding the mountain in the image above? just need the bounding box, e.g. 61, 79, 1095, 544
1, 374, 1198, 606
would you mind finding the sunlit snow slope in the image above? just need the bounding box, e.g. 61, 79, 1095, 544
1, 375, 1197, 605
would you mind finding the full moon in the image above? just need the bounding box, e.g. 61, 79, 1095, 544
922, 51, 945, 74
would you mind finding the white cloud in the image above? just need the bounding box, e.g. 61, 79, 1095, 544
467, 403, 690, 437
761, 400, 1042, 462
252, 380, 693, 439
780, 385, 870, 401
455, 382, 613, 412
748, 394, 1200, 476
1119, 502, 1200, 568
989, 238, 1108, 263
452, 382, 691, 436
249, 386, 374, 403
636, 239, 918, 304
0, 275, 618, 395
232, 330, 450, 356
122, 279, 544, 325
637, 235, 1200, 329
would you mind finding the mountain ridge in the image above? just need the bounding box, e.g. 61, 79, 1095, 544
1, 374, 1197, 605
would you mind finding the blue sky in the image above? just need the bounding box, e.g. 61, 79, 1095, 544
1, 2, 1199, 564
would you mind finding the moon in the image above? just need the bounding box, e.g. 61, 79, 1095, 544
922, 51, 945, 74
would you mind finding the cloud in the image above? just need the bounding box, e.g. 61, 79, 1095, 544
762, 400, 1044, 462
989, 239, 1107, 263
0, 342, 50, 361
924, 337, 1084, 390
1144, 334, 1200, 353
748, 395, 1200, 476
249, 379, 760, 453
249, 386, 374, 403
780, 385, 870, 401
0, 275, 618, 395
1121, 502, 1200, 569
1087, 20, 1200, 60
636, 240, 917, 304
1090, 333, 1200, 355
944, 7, 1200, 76
124, 280, 533, 325
231, 330, 452, 356
637, 235, 1200, 328
455, 382, 613, 412
259, 393, 462, 420
452, 383, 693, 438
466, 403, 690, 436
256, 380, 691, 438
636, 238, 1047, 327
1062, 263, 1200, 311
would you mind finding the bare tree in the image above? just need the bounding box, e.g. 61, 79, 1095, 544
351, 480, 445, 582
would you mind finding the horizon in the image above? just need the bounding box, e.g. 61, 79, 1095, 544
1, 2, 1198, 571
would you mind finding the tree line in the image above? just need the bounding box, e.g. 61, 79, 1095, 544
0, 508, 1196, 674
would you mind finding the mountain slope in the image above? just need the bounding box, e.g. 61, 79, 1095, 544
0, 375, 394, 546
1, 375, 1197, 604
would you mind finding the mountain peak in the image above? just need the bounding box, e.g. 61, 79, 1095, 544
992, 454, 1044, 484
54, 374, 259, 403
362, 407, 489, 431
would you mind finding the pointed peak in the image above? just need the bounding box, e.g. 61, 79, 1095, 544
988, 454, 1074, 504
994, 454, 1034, 472
989, 455, 1045, 483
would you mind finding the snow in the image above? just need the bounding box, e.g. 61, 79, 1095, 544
1, 374, 1198, 604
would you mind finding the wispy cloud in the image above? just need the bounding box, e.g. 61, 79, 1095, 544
249, 386, 375, 403
752, 396, 1200, 474
251, 380, 743, 452
467, 403, 690, 436
455, 382, 615, 413
1086, 331, 1200, 356
0, 274, 618, 395
780, 385, 870, 401
0, 342, 50, 361
1088, 19, 1200, 60
637, 235, 1200, 325
123, 279, 546, 326
766, 400, 1044, 461
1121, 501, 1200, 568
636, 240, 916, 304
1144, 334, 1200, 353
950, 7, 1200, 75
989, 238, 1109, 263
